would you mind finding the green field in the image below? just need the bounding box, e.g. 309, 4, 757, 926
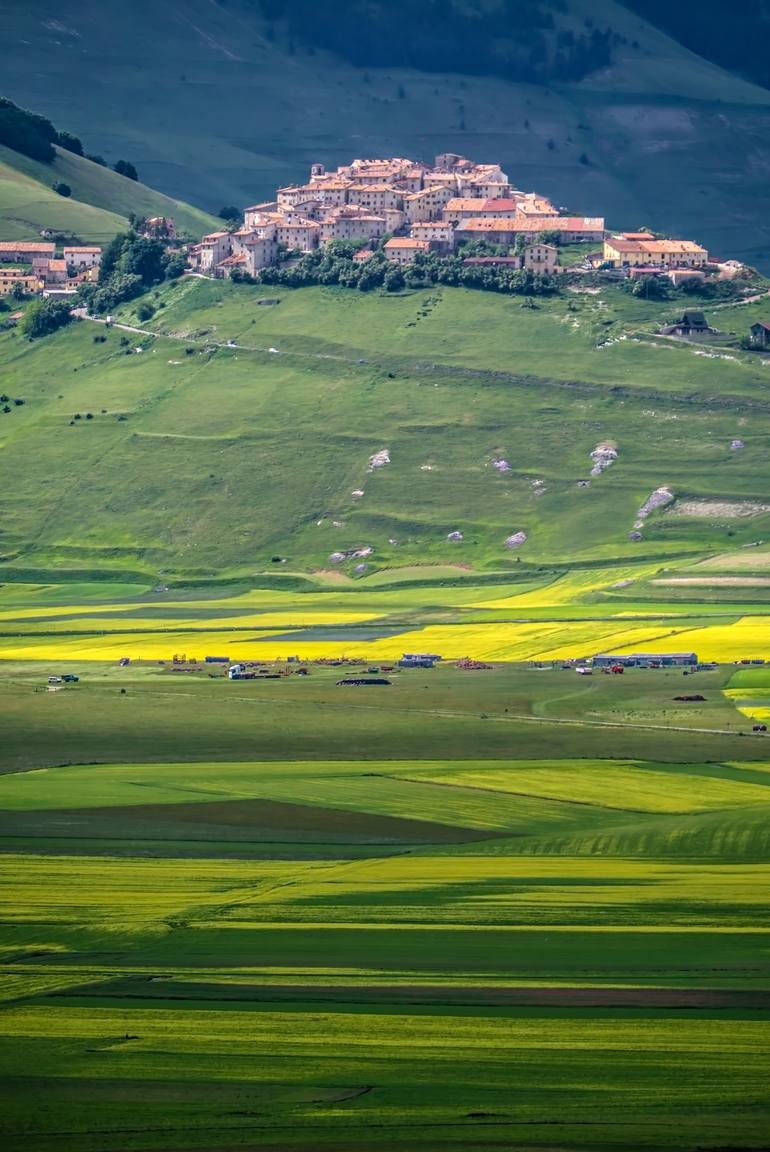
3, 275, 770, 582
1, 651, 770, 1151
0, 144, 219, 243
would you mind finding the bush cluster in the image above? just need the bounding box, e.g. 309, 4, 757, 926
76, 232, 184, 314
20, 299, 75, 339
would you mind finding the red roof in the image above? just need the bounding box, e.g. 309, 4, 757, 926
481, 199, 519, 212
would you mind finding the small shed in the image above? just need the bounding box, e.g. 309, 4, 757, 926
660, 310, 711, 337
750, 321, 770, 349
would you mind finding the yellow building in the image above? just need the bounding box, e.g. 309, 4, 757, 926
603, 236, 708, 268
0, 270, 42, 295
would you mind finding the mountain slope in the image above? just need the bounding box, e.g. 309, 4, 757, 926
0, 0, 769, 266
0, 144, 219, 242
0, 148, 125, 243
2, 277, 770, 578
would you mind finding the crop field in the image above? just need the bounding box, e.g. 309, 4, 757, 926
1, 618, 770, 1151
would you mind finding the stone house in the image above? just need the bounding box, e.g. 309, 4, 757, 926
0, 241, 55, 264
41, 259, 69, 285
63, 246, 102, 272
276, 220, 320, 252
403, 185, 454, 224
523, 243, 559, 273
230, 232, 279, 274
319, 214, 386, 244
384, 237, 430, 265
410, 221, 456, 251
347, 184, 403, 212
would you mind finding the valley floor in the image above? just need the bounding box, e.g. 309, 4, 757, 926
1, 570, 770, 1150
3, 277, 770, 1149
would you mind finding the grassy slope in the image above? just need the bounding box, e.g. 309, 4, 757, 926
0, 144, 219, 242
2, 276, 770, 576
0, 0, 769, 266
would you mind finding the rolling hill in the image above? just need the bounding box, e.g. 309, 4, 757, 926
2, 275, 770, 580
0, 143, 219, 243
0, 0, 769, 267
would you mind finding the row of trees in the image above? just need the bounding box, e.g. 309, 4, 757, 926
0, 97, 138, 178
76, 231, 185, 315
251, 242, 557, 296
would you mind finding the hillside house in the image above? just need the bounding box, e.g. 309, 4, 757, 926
455, 217, 604, 244
230, 231, 279, 274
0, 269, 42, 295
659, 310, 712, 337
750, 322, 770, 348
410, 221, 456, 251
384, 237, 430, 265
193, 232, 233, 273
0, 241, 55, 264
403, 186, 454, 224
63, 246, 101, 272
442, 198, 489, 224
347, 184, 403, 212
276, 220, 320, 252
603, 236, 708, 269
319, 212, 385, 244
523, 243, 559, 273
41, 259, 69, 285
141, 217, 176, 240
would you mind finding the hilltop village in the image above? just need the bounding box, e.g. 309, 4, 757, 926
188, 153, 718, 285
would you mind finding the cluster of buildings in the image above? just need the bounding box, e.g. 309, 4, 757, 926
188, 153, 607, 278
0, 240, 101, 297
187, 152, 719, 283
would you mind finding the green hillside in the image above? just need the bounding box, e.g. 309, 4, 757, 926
1, 0, 769, 266
2, 275, 770, 579
0, 144, 218, 243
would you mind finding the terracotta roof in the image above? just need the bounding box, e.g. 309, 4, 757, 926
456, 219, 524, 232
385, 238, 430, 249
445, 198, 486, 212
480, 199, 520, 212
605, 238, 644, 252
63, 246, 101, 254
0, 241, 55, 252
46, 260, 67, 271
